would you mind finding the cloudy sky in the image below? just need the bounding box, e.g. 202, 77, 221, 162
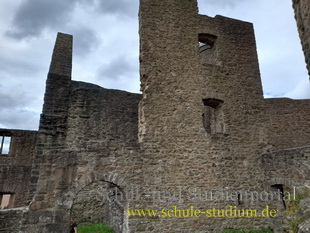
0, 0, 309, 130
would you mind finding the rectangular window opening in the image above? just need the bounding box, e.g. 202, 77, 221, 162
0, 193, 12, 209
0, 136, 12, 155
202, 98, 225, 134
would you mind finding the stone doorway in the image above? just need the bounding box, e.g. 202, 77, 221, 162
70, 180, 126, 233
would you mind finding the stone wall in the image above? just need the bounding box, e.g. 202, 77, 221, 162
265, 98, 310, 151
0, 129, 37, 233
0, 207, 28, 233
20, 33, 141, 233
66, 81, 140, 232
71, 182, 108, 225
293, 0, 310, 76
262, 146, 310, 187
262, 146, 310, 232
0, 129, 37, 208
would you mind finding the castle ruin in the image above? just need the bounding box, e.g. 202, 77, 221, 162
0, 0, 309, 232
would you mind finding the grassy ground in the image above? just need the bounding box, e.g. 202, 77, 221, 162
77, 224, 274, 233
222, 229, 273, 233
77, 223, 116, 233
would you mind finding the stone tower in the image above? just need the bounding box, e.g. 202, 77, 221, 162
137, 0, 273, 231
293, 0, 310, 77
20, 33, 74, 232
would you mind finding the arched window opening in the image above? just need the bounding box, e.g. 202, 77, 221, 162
199, 33, 218, 65
271, 184, 286, 209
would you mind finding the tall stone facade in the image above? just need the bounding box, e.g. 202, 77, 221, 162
18, 33, 142, 233
0, 0, 309, 232
0, 129, 37, 233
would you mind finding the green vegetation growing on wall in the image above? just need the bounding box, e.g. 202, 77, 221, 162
284, 187, 309, 233
78, 223, 116, 233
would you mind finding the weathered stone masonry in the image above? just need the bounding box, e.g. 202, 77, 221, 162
0, 0, 309, 232
0, 129, 37, 233
293, 0, 310, 77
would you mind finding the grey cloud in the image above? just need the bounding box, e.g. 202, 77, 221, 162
0, 56, 39, 77
0, 88, 40, 130
199, 0, 245, 8
284, 79, 310, 99
0, 108, 39, 130
0, 88, 34, 110
75, 0, 138, 18
96, 0, 138, 17
6, 0, 76, 39
97, 56, 137, 80
71, 27, 100, 57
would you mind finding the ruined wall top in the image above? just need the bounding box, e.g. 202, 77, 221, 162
48, 32, 73, 76
138, 0, 264, 144
292, 0, 310, 77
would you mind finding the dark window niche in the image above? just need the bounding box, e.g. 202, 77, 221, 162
271, 184, 286, 209
237, 193, 243, 205
202, 98, 225, 134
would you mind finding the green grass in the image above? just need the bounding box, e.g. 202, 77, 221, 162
285, 187, 309, 232
222, 229, 273, 233
77, 223, 116, 233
